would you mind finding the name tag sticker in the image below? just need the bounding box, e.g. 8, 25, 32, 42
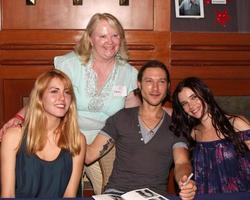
113, 85, 127, 97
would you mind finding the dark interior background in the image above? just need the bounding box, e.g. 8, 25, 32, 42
171, 0, 250, 32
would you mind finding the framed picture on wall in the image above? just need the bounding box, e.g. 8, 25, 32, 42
175, 0, 204, 18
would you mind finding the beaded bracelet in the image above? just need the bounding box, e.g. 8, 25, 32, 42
15, 113, 25, 122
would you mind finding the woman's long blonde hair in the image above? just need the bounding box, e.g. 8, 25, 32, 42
75, 13, 129, 63
22, 69, 81, 156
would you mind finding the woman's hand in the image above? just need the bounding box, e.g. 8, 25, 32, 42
0, 115, 24, 141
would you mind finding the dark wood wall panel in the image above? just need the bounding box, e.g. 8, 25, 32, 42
0, 29, 170, 124
2, 0, 154, 30
4, 79, 36, 121
1, 0, 249, 194
0, 79, 3, 128
0, 65, 52, 124
171, 78, 250, 96
170, 32, 250, 95
0, 65, 52, 79
126, 31, 170, 68
0, 0, 175, 191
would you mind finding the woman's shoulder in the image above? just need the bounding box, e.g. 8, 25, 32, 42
230, 115, 250, 132
117, 60, 138, 72
54, 51, 81, 67
79, 133, 86, 146
54, 51, 83, 76
1, 127, 22, 149
54, 51, 77, 61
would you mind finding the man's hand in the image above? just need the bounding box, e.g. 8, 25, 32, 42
178, 175, 197, 200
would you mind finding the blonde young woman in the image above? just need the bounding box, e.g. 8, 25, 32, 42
0, 70, 86, 198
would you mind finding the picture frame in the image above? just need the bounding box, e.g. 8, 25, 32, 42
175, 0, 204, 18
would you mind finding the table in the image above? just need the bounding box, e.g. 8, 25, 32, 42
83, 192, 250, 200
195, 192, 250, 200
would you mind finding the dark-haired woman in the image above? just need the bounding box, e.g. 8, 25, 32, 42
170, 77, 250, 194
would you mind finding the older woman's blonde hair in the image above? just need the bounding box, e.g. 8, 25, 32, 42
22, 69, 81, 156
75, 13, 129, 63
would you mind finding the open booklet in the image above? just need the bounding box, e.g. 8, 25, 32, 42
92, 188, 170, 200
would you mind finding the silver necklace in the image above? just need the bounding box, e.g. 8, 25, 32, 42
139, 112, 164, 135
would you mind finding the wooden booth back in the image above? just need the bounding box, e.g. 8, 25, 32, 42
1, 0, 250, 195
0, 0, 170, 126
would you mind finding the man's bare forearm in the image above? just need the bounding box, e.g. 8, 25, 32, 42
174, 162, 192, 184
86, 136, 114, 164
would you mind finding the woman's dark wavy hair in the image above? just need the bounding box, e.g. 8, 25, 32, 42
134, 60, 171, 105
170, 77, 247, 155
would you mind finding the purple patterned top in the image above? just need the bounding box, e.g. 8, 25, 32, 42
193, 129, 250, 194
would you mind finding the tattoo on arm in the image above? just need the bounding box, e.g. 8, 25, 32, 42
99, 138, 114, 157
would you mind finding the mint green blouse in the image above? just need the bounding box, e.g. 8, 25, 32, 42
54, 51, 138, 143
